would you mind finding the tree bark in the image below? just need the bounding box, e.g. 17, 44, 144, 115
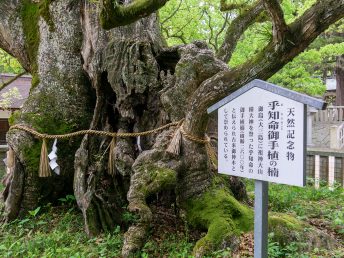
336, 55, 344, 106
1, 0, 343, 257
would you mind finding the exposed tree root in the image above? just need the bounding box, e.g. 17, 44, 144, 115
268, 214, 339, 251
122, 129, 181, 257
122, 152, 178, 256
183, 177, 339, 257
2, 157, 24, 222
184, 178, 253, 257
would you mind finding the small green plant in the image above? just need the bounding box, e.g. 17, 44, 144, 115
211, 247, 232, 257
268, 241, 284, 257
28, 206, 41, 217
122, 210, 139, 224
58, 194, 76, 205
268, 233, 304, 258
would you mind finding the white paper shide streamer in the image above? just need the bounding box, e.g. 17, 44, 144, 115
48, 139, 60, 175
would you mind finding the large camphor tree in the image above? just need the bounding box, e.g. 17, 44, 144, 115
1, 0, 343, 256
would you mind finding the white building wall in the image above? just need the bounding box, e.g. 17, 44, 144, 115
0, 110, 12, 119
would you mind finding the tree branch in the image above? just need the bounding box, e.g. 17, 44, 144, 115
0, 1, 30, 71
203, 9, 217, 51
0, 72, 27, 92
216, 1, 265, 63
220, 0, 248, 12
161, 0, 182, 25
162, 27, 187, 44
186, 0, 344, 136
100, 0, 169, 30
214, 13, 230, 51
262, 0, 289, 43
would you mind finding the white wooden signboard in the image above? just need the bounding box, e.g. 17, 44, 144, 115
207, 79, 325, 258
217, 86, 306, 186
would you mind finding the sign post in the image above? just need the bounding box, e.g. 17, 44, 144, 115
254, 180, 268, 258
207, 80, 325, 258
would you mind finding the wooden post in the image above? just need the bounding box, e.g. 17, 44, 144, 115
330, 125, 339, 149
328, 156, 335, 190
329, 108, 334, 122
315, 155, 320, 189
342, 157, 344, 187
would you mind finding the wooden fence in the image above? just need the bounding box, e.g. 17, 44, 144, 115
337, 123, 344, 149
313, 106, 344, 122
306, 154, 344, 188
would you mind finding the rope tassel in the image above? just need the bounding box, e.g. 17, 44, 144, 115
166, 126, 182, 156
108, 137, 116, 176
205, 137, 218, 169
39, 139, 52, 177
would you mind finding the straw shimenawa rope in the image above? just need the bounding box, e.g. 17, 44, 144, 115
9, 119, 217, 177
10, 121, 182, 139
10, 121, 182, 177
181, 125, 218, 169
108, 137, 116, 176
39, 139, 51, 177
166, 122, 218, 169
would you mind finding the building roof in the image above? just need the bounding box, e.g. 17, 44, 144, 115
0, 73, 31, 109
207, 79, 326, 114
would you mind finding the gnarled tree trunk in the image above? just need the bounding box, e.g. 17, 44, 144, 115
1, 0, 343, 257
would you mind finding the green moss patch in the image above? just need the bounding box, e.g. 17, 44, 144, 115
39, 0, 55, 32
20, 0, 56, 88
22, 141, 42, 175
21, 0, 40, 87
268, 213, 305, 245
100, 0, 167, 29
138, 164, 177, 197
269, 213, 304, 231
185, 181, 253, 254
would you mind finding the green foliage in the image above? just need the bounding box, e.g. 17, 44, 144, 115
268, 234, 344, 258
228, 22, 270, 67
0, 87, 22, 109
58, 195, 76, 206
0, 205, 123, 258
0, 181, 343, 257
28, 207, 41, 217
141, 234, 194, 258
270, 42, 344, 95
122, 209, 139, 224
159, 0, 228, 48
268, 235, 307, 258
245, 179, 344, 238
159, 0, 343, 96
0, 50, 24, 74
8, 111, 20, 126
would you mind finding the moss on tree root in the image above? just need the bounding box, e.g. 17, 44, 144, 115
185, 180, 253, 256
268, 213, 303, 244
123, 163, 177, 257
184, 178, 337, 256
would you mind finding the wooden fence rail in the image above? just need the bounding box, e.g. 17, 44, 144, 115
306, 154, 344, 188
313, 106, 344, 122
